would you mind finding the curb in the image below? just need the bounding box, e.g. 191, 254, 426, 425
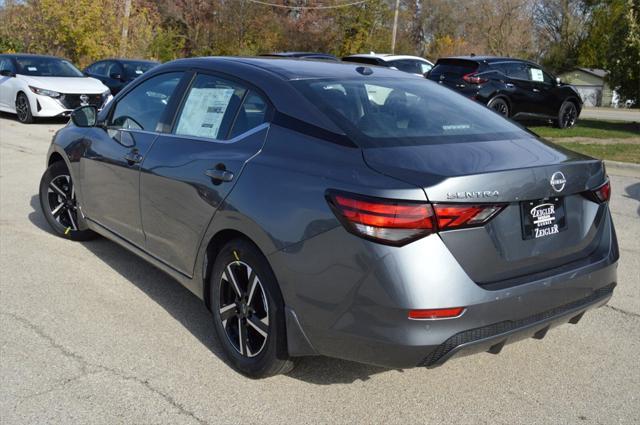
604, 160, 640, 178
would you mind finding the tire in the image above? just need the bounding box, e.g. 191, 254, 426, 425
488, 97, 509, 117
557, 100, 578, 128
210, 238, 294, 378
39, 161, 96, 241
16, 92, 34, 124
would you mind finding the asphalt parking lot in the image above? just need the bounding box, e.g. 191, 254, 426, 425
1, 115, 639, 424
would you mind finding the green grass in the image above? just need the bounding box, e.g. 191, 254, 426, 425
555, 142, 640, 163
530, 119, 640, 139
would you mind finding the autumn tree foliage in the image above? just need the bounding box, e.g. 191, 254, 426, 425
0, 0, 637, 100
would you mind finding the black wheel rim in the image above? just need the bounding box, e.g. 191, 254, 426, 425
219, 260, 269, 358
47, 174, 79, 231
562, 104, 577, 128
491, 100, 508, 116
16, 96, 28, 122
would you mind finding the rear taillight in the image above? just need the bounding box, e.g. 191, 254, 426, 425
326, 191, 436, 245
462, 72, 487, 84
433, 204, 505, 230
326, 191, 505, 246
583, 180, 611, 203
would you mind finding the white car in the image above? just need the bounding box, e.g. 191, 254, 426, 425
342, 53, 434, 76
0, 54, 112, 124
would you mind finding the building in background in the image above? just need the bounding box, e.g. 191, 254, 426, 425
558, 68, 612, 107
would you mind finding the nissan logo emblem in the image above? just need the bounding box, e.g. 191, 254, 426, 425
550, 171, 566, 192
80, 94, 89, 105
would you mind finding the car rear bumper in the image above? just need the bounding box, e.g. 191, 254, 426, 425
270, 213, 618, 369
421, 282, 614, 367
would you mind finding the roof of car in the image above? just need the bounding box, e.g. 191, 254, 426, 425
164, 56, 413, 81
259, 52, 339, 60
442, 56, 525, 63
2, 53, 70, 61
343, 53, 432, 63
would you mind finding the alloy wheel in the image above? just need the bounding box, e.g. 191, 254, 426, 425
16, 95, 29, 122
491, 100, 508, 117
46, 174, 79, 231
562, 103, 577, 128
218, 260, 270, 358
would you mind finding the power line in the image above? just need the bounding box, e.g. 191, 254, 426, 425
246, 0, 367, 10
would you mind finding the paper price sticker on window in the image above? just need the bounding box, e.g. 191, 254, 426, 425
530, 68, 544, 82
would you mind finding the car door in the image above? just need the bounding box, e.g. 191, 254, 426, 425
527, 65, 559, 117
0, 56, 18, 110
503, 61, 539, 116
139, 72, 270, 276
79, 71, 185, 246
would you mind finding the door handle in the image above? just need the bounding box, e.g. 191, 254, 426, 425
505, 83, 514, 88
205, 167, 234, 183
124, 150, 143, 165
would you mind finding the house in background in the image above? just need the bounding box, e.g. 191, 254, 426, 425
558, 68, 613, 107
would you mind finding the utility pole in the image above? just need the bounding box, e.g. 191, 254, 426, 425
120, 0, 132, 57
391, 0, 400, 54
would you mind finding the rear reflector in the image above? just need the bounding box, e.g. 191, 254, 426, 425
433, 204, 505, 230
409, 307, 465, 320
326, 191, 435, 245
584, 180, 611, 203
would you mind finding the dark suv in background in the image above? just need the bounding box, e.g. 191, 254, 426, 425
427, 56, 582, 128
84, 58, 159, 95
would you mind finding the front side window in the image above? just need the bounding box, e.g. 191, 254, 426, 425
294, 77, 528, 147
0, 57, 16, 73
15, 56, 83, 77
175, 74, 246, 140
88, 62, 107, 76
110, 72, 182, 131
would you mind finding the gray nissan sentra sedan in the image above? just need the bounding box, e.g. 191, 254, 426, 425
39, 57, 618, 378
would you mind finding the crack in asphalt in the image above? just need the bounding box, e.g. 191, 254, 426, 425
604, 304, 640, 319
2, 312, 211, 425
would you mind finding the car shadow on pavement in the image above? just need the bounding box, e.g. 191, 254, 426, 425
623, 182, 640, 216
0, 110, 69, 125
28, 195, 394, 384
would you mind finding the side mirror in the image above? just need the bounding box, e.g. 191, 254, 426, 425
423, 71, 431, 78
109, 73, 122, 81
0, 69, 15, 77
71, 105, 97, 127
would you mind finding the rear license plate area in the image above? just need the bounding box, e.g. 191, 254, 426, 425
521, 197, 567, 240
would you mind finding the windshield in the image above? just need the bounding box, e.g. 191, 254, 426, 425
293, 77, 528, 147
122, 61, 157, 79
15, 56, 83, 77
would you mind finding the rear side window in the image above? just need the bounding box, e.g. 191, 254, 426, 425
228, 92, 269, 138
174, 74, 246, 140
387, 60, 421, 74
110, 72, 182, 131
502, 62, 529, 80
87, 62, 107, 76
0, 57, 15, 73
293, 77, 528, 147
429, 59, 478, 78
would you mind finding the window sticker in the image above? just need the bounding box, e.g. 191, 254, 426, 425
530, 68, 544, 82
176, 87, 234, 139
135, 69, 143, 75
27, 66, 37, 72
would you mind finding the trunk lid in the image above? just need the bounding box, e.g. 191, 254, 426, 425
363, 136, 608, 285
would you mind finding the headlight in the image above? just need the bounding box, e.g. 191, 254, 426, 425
29, 86, 61, 98
101, 89, 111, 98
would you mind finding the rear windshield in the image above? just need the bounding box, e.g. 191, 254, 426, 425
15, 56, 83, 77
292, 77, 528, 147
428, 59, 478, 79
122, 61, 158, 79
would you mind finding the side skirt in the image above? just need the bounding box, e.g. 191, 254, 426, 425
86, 218, 204, 300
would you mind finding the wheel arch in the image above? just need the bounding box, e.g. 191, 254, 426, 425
489, 94, 511, 111
48, 151, 66, 167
